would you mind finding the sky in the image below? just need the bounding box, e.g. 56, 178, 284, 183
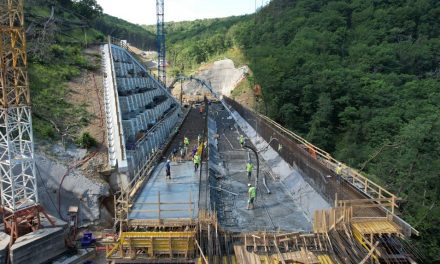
96, 0, 269, 25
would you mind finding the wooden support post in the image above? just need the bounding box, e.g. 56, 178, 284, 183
128, 237, 134, 259
169, 236, 173, 258
244, 234, 247, 249
120, 237, 125, 258
391, 196, 395, 215
158, 191, 161, 221
149, 237, 154, 257
359, 241, 380, 264
273, 235, 286, 264
195, 239, 208, 264
189, 192, 193, 218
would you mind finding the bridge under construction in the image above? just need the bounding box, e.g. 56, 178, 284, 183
0, 0, 422, 263
102, 41, 420, 263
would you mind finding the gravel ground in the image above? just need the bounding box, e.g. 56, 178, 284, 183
184, 59, 248, 97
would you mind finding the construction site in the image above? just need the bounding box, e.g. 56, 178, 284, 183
0, 0, 425, 263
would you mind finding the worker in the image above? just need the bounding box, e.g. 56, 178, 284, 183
197, 134, 201, 145
179, 146, 185, 159
335, 162, 343, 175
171, 147, 178, 161
239, 134, 245, 147
191, 144, 198, 157
278, 144, 283, 152
184, 136, 189, 156
247, 183, 256, 210
193, 153, 201, 172
246, 161, 254, 182
308, 146, 317, 159
165, 160, 171, 179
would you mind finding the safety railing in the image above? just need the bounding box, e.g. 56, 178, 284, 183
223, 97, 419, 237
223, 97, 397, 211
114, 107, 190, 228
105, 38, 127, 163
129, 191, 195, 222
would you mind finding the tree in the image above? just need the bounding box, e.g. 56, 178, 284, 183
73, 0, 102, 20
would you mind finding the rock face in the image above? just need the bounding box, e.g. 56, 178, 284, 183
35, 142, 111, 226
185, 59, 248, 97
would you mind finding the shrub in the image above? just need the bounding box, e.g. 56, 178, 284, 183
76, 132, 97, 149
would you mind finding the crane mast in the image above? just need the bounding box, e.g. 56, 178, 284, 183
156, 0, 166, 86
0, 0, 53, 243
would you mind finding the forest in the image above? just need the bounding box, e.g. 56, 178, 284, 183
22, 0, 440, 261
164, 0, 440, 261
25, 0, 155, 141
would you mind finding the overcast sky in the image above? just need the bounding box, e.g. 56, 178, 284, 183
96, 0, 269, 25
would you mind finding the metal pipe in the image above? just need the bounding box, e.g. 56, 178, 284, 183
243, 144, 271, 194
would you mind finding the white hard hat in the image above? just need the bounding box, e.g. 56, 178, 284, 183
248, 183, 251, 187
167, 159, 170, 163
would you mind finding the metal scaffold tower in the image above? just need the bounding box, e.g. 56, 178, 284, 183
0, 0, 53, 243
156, 0, 166, 86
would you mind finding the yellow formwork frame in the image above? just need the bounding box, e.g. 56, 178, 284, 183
317, 254, 334, 264
352, 226, 380, 263
106, 231, 196, 260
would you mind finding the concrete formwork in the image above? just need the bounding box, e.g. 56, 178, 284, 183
209, 103, 326, 232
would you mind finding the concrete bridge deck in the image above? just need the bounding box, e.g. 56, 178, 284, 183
129, 161, 199, 221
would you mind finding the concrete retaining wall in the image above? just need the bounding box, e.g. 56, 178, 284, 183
10, 228, 66, 264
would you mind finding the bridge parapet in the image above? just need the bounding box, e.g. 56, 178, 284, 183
223, 96, 418, 237
102, 38, 181, 185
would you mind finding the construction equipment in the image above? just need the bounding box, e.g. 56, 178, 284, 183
0, 0, 54, 245
156, 0, 166, 85
81, 232, 96, 248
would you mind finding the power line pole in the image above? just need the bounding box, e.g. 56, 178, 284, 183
156, 0, 166, 87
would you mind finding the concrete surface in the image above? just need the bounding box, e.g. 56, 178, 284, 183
228, 108, 331, 220
129, 161, 199, 220
210, 103, 322, 232
10, 227, 66, 264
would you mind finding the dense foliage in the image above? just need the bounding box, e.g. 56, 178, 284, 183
94, 14, 156, 50
144, 16, 248, 72
25, 1, 154, 144
165, 0, 440, 261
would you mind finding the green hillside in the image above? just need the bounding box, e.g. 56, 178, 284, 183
23, 0, 440, 260
164, 0, 440, 261
143, 16, 249, 73
25, 0, 155, 142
